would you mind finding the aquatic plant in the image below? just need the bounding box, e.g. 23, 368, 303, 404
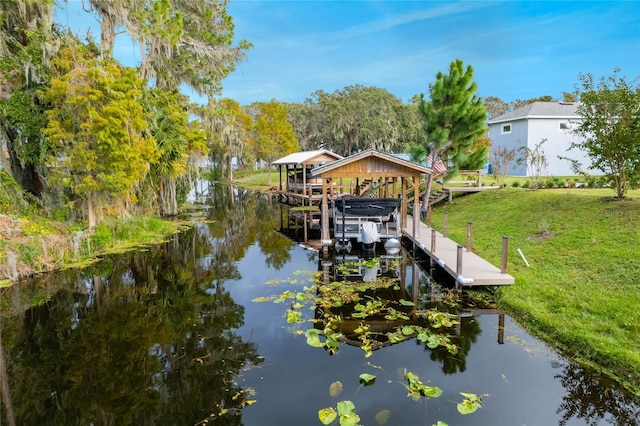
404, 371, 443, 401
457, 392, 486, 414
318, 400, 360, 426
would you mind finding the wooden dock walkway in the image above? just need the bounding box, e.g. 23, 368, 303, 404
402, 216, 515, 288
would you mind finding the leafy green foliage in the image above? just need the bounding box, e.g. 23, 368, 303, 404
303, 85, 422, 156
42, 43, 158, 228
251, 100, 299, 183
571, 68, 640, 199
143, 88, 205, 216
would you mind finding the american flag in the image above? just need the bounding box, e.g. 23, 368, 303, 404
428, 155, 447, 174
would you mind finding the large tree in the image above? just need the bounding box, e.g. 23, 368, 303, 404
418, 59, 487, 170
143, 88, 206, 216
87, 0, 251, 98
417, 59, 487, 210
484, 96, 510, 120
251, 100, 298, 185
306, 85, 419, 156
0, 0, 56, 196
571, 69, 640, 199
41, 43, 158, 229
85, 0, 251, 215
201, 98, 252, 181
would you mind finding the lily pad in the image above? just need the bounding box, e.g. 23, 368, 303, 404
329, 381, 343, 397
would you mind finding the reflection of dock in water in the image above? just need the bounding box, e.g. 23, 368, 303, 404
316, 250, 507, 351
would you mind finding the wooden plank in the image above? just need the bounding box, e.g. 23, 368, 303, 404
402, 216, 514, 287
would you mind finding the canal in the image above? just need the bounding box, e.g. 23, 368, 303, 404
0, 187, 638, 425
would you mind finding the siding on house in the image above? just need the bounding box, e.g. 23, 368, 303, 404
488, 102, 599, 176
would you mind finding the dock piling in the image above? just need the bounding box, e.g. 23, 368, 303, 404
501, 236, 509, 274
466, 221, 472, 252
443, 212, 448, 238
456, 244, 464, 292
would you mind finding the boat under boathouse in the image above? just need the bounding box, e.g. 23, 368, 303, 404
309, 148, 431, 247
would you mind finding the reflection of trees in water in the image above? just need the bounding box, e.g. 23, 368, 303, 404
421, 310, 482, 375
554, 362, 640, 426
0, 190, 296, 424
207, 185, 293, 270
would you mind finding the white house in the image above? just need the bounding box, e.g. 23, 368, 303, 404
487, 102, 599, 176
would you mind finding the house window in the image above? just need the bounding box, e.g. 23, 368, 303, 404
559, 121, 572, 131
501, 124, 512, 134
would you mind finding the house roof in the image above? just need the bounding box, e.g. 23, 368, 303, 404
488, 102, 581, 125
310, 148, 432, 177
272, 149, 343, 166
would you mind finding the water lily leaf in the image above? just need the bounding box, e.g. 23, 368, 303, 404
401, 325, 415, 335
336, 400, 356, 416
318, 407, 337, 425
251, 296, 272, 302
457, 392, 483, 414
339, 411, 360, 426
329, 381, 343, 397
359, 373, 376, 385
286, 310, 302, 323
375, 409, 390, 425
305, 329, 324, 348
422, 385, 443, 398
457, 400, 479, 415
399, 299, 415, 306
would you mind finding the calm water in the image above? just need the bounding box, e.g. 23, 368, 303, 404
0, 187, 638, 426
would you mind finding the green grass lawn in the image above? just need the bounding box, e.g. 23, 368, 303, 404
430, 187, 640, 394
236, 170, 639, 393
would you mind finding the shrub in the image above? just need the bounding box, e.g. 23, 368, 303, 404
91, 224, 112, 249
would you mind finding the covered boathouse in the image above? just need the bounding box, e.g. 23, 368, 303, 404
272, 149, 343, 206
309, 148, 432, 247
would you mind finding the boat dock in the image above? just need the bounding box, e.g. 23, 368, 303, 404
402, 216, 515, 289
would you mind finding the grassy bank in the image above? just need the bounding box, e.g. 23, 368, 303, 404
0, 213, 196, 287
429, 188, 639, 394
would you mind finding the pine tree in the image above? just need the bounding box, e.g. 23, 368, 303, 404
418, 59, 488, 211
418, 59, 487, 170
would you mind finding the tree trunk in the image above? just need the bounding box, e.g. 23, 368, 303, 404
158, 177, 178, 216
1, 125, 43, 197
421, 173, 434, 212
86, 192, 96, 231
227, 155, 233, 181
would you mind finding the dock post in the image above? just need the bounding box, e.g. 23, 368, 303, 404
443, 212, 448, 238
456, 244, 463, 292
466, 221, 472, 252
427, 206, 432, 228
501, 236, 509, 274
430, 228, 436, 253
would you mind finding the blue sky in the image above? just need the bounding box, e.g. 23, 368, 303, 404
57, 1, 640, 106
